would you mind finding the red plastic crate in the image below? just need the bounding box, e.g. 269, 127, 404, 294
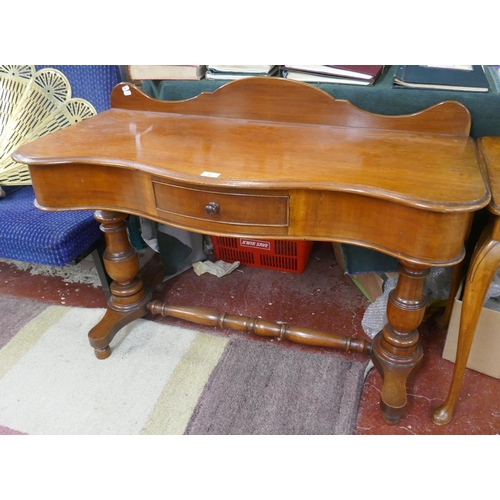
210, 236, 313, 274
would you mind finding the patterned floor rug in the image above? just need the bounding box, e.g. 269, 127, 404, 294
0, 295, 368, 435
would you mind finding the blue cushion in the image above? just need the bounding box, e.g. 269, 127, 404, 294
0, 186, 102, 266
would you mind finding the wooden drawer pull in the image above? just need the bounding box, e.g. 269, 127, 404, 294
204, 201, 220, 216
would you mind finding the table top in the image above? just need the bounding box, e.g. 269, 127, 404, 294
14, 79, 489, 214
13, 78, 491, 266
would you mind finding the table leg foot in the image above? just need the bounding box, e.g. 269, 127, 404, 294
432, 404, 453, 425
372, 330, 423, 424
88, 297, 151, 358
380, 402, 404, 425
371, 262, 428, 423
94, 346, 112, 360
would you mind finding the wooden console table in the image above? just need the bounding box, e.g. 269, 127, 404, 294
13, 78, 490, 424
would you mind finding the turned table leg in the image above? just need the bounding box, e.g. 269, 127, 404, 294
88, 210, 151, 359
433, 223, 500, 425
371, 262, 428, 424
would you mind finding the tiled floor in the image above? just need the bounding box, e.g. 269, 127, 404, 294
2, 242, 499, 434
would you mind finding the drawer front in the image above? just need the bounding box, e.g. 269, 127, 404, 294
153, 182, 289, 227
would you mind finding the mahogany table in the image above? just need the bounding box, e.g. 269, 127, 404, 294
433, 136, 500, 425
13, 78, 490, 424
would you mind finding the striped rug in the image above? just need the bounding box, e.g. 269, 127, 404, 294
0, 295, 368, 435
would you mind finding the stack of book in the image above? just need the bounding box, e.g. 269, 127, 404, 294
205, 65, 278, 80
127, 65, 207, 81
392, 65, 490, 92
281, 65, 384, 85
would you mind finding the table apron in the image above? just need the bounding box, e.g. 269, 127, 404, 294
29, 163, 471, 267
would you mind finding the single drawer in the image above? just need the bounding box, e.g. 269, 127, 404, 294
153, 181, 289, 227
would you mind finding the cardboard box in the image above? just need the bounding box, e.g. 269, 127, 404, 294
349, 272, 386, 303
333, 242, 398, 275
332, 243, 397, 302
443, 283, 500, 379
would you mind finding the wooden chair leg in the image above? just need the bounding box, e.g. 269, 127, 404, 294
433, 228, 500, 425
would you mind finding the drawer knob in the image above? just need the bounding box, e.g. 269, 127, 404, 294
205, 201, 220, 216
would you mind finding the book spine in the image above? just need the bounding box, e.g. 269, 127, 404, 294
485, 66, 500, 92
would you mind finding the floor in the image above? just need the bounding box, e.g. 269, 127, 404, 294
2, 241, 500, 435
